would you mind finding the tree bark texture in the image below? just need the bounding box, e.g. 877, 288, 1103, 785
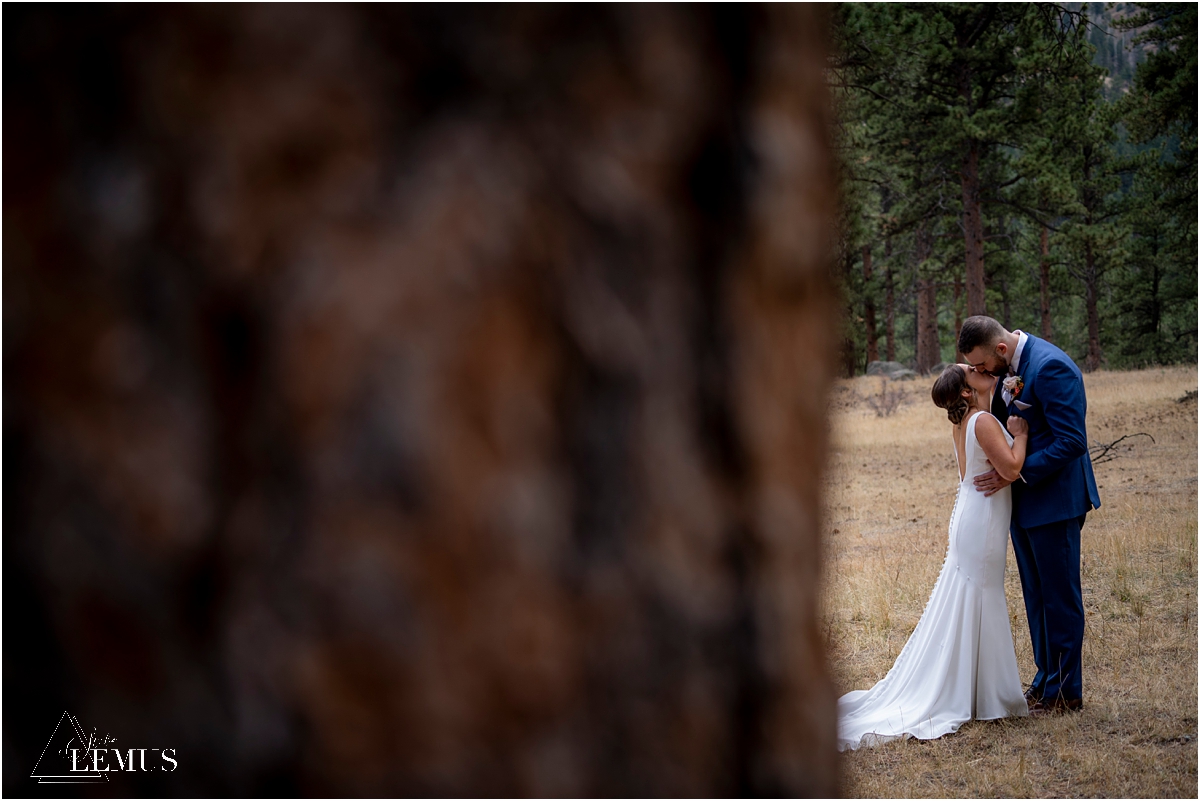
1039, 225, 1053, 342
961, 140, 987, 316
915, 228, 941, 373
3, 5, 839, 797
862, 246, 878, 365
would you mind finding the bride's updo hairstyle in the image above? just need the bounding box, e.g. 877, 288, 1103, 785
931, 365, 971, 425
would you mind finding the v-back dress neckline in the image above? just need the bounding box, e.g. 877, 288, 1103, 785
955, 410, 986, 484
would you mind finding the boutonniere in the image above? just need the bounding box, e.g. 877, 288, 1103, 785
1002, 374, 1024, 398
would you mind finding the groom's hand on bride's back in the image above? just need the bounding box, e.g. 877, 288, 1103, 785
973, 468, 1014, 497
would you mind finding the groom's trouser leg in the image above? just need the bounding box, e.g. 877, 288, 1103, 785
1010, 521, 1048, 695
1024, 515, 1086, 701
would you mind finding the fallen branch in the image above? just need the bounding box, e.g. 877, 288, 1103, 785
1089, 433, 1155, 465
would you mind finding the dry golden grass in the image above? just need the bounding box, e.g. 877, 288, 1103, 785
824, 365, 1198, 798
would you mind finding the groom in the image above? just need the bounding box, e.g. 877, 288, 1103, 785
958, 316, 1101, 713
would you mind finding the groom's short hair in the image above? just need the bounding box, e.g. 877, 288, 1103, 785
958, 316, 1006, 354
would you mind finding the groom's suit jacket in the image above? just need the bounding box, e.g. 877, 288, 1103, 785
1009, 334, 1101, 530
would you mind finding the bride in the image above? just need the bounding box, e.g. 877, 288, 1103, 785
838, 364, 1031, 751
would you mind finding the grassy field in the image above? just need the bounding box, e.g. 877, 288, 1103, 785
823, 364, 1197, 798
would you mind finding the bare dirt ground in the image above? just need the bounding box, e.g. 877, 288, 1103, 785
824, 365, 1197, 797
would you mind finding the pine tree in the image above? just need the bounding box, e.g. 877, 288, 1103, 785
831, 2, 1193, 374
1109, 3, 1198, 365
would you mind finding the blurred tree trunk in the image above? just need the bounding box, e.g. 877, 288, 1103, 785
4, 4, 839, 797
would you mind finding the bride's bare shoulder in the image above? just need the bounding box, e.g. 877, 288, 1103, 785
972, 411, 1001, 430
972, 413, 1010, 451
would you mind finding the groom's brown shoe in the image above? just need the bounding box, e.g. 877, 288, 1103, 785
1024, 687, 1042, 709
1029, 696, 1082, 716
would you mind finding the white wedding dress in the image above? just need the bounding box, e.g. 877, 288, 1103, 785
838, 411, 1028, 751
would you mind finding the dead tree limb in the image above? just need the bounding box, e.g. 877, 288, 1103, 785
1090, 433, 1155, 465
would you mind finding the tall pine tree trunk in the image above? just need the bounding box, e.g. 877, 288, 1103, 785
1150, 235, 1163, 362
915, 228, 940, 373
953, 274, 963, 362
1085, 240, 1102, 371
3, 5, 839, 796
1039, 224, 1053, 342
917, 281, 940, 373
1001, 274, 1012, 329
884, 239, 896, 361
961, 140, 987, 316
1082, 154, 1101, 372
862, 245, 878, 364
842, 250, 858, 377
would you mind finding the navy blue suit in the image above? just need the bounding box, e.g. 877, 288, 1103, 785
1006, 334, 1101, 703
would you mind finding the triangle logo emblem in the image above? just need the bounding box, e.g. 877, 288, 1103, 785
29, 711, 110, 784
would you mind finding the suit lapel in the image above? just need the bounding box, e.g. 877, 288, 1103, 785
1017, 334, 1037, 379
1007, 333, 1036, 412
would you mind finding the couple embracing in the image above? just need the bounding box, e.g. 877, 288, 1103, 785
838, 315, 1102, 751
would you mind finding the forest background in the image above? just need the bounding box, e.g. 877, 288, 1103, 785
830, 2, 1196, 376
